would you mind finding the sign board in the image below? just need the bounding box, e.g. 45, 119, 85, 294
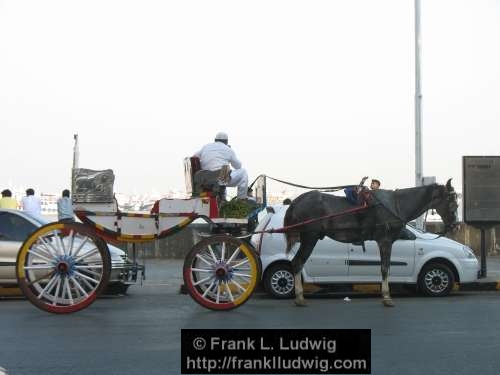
463, 156, 500, 223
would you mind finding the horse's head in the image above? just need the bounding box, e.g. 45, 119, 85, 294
433, 179, 459, 233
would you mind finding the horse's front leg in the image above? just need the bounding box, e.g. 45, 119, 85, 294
291, 234, 318, 307
378, 239, 395, 307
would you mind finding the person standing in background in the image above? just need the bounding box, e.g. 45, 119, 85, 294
21, 188, 42, 217
57, 189, 74, 222
0, 189, 18, 209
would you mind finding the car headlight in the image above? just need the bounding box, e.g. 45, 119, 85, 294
462, 246, 476, 259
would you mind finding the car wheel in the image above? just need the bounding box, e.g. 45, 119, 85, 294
263, 263, 295, 299
418, 262, 455, 297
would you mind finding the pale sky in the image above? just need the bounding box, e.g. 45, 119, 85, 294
1, 0, 499, 196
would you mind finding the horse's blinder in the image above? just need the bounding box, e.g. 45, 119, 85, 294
432, 185, 458, 234
444, 190, 459, 233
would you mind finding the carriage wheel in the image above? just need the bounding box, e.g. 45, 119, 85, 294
16, 222, 111, 314
183, 234, 261, 311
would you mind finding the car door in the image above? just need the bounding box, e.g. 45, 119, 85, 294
386, 228, 416, 277
0, 212, 38, 283
347, 227, 416, 281
304, 238, 350, 282
346, 240, 380, 281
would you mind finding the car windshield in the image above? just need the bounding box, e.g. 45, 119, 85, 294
407, 222, 427, 234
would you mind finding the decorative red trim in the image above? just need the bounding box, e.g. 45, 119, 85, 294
157, 215, 196, 238
150, 200, 159, 214
44, 292, 97, 314
209, 195, 219, 218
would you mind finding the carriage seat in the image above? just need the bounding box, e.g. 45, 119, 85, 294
184, 157, 231, 198
193, 167, 231, 196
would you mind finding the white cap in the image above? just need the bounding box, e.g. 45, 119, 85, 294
215, 132, 228, 141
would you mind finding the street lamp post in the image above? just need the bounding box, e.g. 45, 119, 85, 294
73, 133, 79, 170
415, 0, 424, 230
72, 134, 79, 194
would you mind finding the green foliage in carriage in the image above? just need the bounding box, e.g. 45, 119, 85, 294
219, 199, 258, 218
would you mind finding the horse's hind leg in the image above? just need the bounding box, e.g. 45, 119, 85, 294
290, 233, 319, 307
378, 239, 395, 307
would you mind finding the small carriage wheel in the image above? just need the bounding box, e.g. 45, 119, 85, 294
183, 234, 261, 311
16, 222, 111, 314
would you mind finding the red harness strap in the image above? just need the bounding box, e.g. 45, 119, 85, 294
255, 204, 369, 234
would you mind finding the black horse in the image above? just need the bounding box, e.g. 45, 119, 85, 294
284, 179, 458, 307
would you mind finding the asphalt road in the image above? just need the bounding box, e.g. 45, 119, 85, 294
0, 260, 499, 375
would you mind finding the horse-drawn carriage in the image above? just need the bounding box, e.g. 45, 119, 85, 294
15, 158, 267, 313
15, 149, 459, 313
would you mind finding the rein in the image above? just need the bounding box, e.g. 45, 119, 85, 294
254, 204, 369, 234
249, 174, 356, 192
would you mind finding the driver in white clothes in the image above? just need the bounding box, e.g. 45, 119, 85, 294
193, 132, 248, 199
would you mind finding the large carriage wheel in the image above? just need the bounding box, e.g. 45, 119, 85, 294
183, 234, 261, 310
16, 222, 111, 314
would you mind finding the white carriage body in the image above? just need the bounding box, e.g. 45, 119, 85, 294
72, 166, 251, 241
74, 197, 212, 239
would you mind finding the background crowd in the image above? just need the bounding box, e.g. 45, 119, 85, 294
0, 188, 74, 221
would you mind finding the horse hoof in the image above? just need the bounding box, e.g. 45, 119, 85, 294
294, 299, 307, 307
382, 299, 395, 307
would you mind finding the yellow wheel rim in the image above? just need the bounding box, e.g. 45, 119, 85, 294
184, 235, 260, 310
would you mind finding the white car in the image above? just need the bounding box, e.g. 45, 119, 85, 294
251, 205, 480, 298
0, 208, 139, 294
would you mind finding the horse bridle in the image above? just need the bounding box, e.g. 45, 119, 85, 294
430, 186, 458, 236
444, 190, 459, 232
438, 189, 457, 237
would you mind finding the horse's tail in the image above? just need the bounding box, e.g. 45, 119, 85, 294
285, 231, 300, 254
283, 203, 300, 253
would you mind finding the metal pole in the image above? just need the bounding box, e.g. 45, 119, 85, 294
415, 0, 424, 230
480, 228, 487, 278
72, 134, 79, 199
73, 133, 79, 170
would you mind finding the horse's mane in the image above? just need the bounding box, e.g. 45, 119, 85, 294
372, 184, 440, 222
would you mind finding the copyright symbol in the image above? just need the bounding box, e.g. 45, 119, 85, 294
193, 337, 206, 350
